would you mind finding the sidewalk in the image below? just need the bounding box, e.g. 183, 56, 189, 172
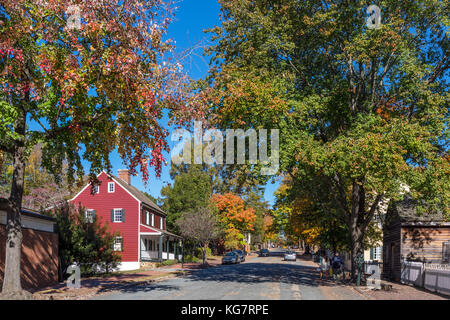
304, 254, 448, 300
353, 280, 448, 300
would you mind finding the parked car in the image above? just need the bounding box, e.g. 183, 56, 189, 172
222, 251, 240, 264
259, 249, 270, 257
234, 249, 246, 262
284, 251, 297, 261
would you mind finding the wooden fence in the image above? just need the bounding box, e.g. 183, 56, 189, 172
401, 261, 450, 296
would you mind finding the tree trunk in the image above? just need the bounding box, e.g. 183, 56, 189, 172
2, 108, 27, 294
202, 243, 207, 265
348, 181, 366, 282
350, 228, 363, 281
2, 143, 26, 293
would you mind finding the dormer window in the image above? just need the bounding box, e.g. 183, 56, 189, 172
108, 182, 115, 193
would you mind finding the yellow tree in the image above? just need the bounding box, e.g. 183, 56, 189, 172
211, 193, 256, 250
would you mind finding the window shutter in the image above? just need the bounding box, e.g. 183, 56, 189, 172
120, 238, 124, 251
370, 248, 374, 260
93, 210, 97, 222
121, 209, 125, 222
111, 209, 114, 222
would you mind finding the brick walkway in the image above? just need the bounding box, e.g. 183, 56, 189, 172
302, 254, 448, 300
353, 280, 448, 300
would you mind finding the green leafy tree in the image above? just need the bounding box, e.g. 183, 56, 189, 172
161, 164, 214, 233
205, 0, 449, 279
52, 203, 121, 278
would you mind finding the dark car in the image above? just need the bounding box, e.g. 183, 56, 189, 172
259, 249, 270, 257
234, 249, 246, 262
222, 251, 240, 264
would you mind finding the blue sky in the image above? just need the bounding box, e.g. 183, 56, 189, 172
49, 0, 279, 206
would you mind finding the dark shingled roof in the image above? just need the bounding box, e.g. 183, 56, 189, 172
110, 174, 166, 216
390, 196, 446, 223
20, 208, 56, 222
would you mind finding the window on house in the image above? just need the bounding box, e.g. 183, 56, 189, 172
92, 185, 99, 194
160, 217, 163, 229
85, 209, 95, 223
151, 213, 155, 227
114, 209, 124, 223
374, 246, 382, 261
108, 182, 115, 193
145, 211, 150, 225
114, 237, 123, 251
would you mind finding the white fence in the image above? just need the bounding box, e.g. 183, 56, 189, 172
401, 261, 450, 296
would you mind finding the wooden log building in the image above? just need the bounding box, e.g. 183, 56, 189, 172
382, 196, 450, 281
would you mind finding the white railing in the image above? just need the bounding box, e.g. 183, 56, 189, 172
141, 251, 179, 261
424, 263, 450, 271
141, 250, 159, 260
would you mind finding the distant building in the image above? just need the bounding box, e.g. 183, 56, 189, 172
70, 170, 182, 271
0, 208, 58, 290
382, 196, 450, 281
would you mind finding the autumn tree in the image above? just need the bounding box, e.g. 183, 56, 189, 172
0, 0, 201, 294
211, 193, 256, 250
205, 0, 449, 280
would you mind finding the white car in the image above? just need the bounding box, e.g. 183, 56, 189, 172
284, 251, 297, 261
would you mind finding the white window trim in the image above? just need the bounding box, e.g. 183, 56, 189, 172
108, 182, 115, 193
93, 185, 99, 194
145, 211, 150, 225
151, 213, 155, 227
85, 209, 95, 223
114, 237, 123, 251
114, 208, 124, 223
160, 216, 163, 229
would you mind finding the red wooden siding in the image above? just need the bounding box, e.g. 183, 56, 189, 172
140, 225, 159, 233
71, 172, 139, 262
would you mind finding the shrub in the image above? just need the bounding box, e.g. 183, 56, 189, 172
195, 246, 212, 259
184, 254, 201, 263
51, 203, 121, 278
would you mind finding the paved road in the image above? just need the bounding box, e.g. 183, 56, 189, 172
95, 253, 363, 300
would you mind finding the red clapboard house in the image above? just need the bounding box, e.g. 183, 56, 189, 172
70, 170, 182, 271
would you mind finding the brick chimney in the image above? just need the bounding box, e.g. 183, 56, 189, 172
118, 169, 131, 185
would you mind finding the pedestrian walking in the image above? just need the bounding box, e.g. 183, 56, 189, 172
331, 253, 343, 281
318, 255, 330, 281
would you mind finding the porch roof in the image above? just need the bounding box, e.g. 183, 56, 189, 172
139, 224, 183, 239
140, 224, 160, 234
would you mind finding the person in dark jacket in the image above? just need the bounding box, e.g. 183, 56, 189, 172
331, 253, 344, 280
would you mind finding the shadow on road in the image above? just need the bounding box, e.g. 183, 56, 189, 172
180, 260, 322, 288
100, 283, 181, 295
